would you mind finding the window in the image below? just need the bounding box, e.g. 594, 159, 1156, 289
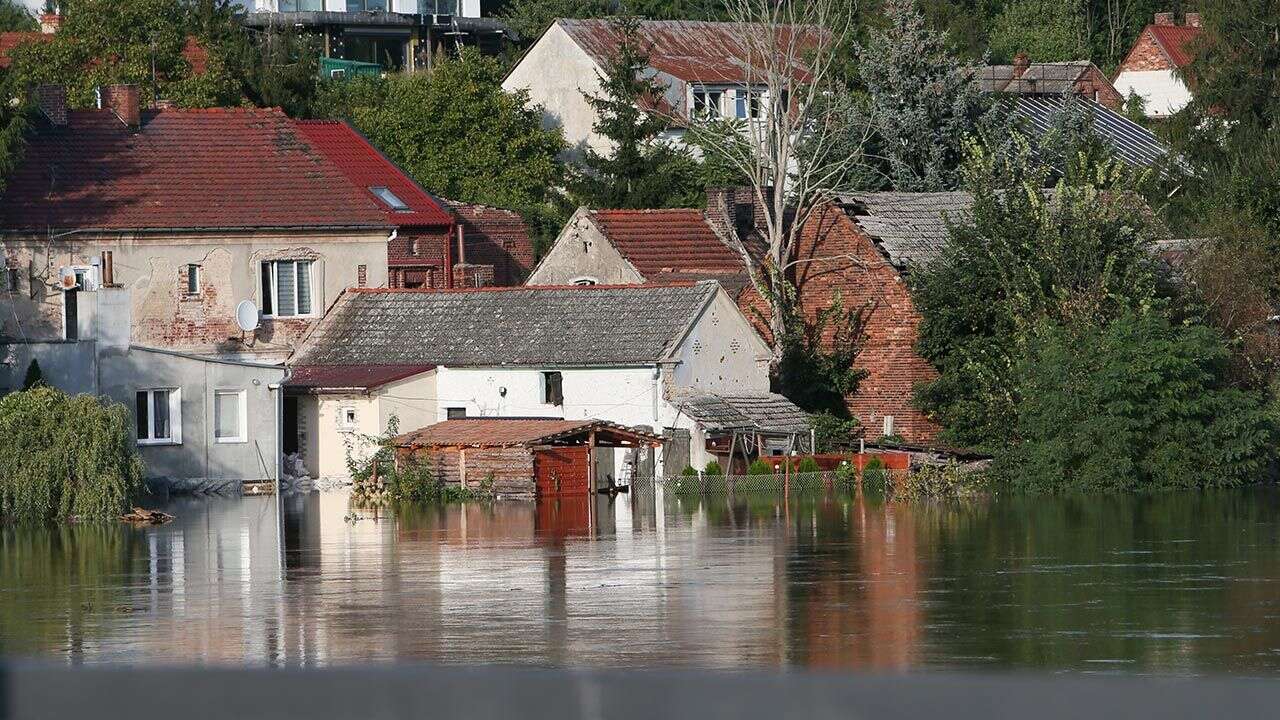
542, 371, 564, 407
572, 277, 598, 286
63, 286, 78, 340
370, 186, 409, 211
214, 390, 247, 443
446, 407, 467, 420
408, 238, 419, 255
136, 389, 181, 445
279, 0, 323, 9
5, 266, 18, 293
339, 406, 357, 430
692, 88, 723, 119
735, 89, 763, 119
261, 260, 314, 318
420, 0, 460, 12
184, 264, 200, 296
346, 0, 387, 10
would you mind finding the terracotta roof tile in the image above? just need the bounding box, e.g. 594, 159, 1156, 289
0, 108, 391, 232
1148, 24, 1202, 68
0, 31, 49, 69
592, 208, 745, 277
394, 417, 662, 448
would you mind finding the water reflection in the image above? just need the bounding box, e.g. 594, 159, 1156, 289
3, 487, 1280, 673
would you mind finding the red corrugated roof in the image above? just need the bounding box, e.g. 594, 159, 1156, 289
1148, 24, 1202, 68
288, 364, 435, 391
395, 417, 662, 448
294, 120, 453, 228
0, 108, 391, 232
592, 209, 745, 277
557, 19, 822, 84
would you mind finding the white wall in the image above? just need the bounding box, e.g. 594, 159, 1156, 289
1113, 69, 1193, 117
503, 23, 607, 157
668, 290, 771, 395
525, 210, 645, 286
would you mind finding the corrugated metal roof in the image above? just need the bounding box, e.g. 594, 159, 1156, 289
674, 392, 810, 434
394, 417, 662, 448
556, 18, 821, 84
1013, 95, 1170, 170
287, 364, 434, 391
292, 282, 720, 368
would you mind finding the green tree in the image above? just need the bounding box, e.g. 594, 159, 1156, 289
856, 0, 1007, 191
314, 50, 567, 235
499, 0, 727, 45
570, 16, 702, 209
1002, 312, 1278, 492
0, 0, 35, 32
988, 0, 1089, 63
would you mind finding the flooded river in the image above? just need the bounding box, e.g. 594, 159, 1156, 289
3, 486, 1280, 673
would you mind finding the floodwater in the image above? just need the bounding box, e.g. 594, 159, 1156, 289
3, 485, 1280, 674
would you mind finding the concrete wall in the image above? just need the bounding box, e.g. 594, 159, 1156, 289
1, 230, 390, 361
525, 210, 645, 286
502, 22, 607, 157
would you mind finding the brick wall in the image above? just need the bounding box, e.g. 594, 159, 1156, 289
1078, 66, 1123, 108
1118, 29, 1175, 72
791, 204, 941, 443
389, 228, 449, 269
452, 263, 495, 288
444, 201, 536, 286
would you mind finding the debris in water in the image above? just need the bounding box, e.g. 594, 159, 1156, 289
121, 508, 175, 525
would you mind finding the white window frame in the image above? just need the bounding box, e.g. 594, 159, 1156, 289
137, 388, 183, 446
214, 389, 248, 444
338, 405, 358, 432
691, 86, 724, 119
262, 259, 316, 319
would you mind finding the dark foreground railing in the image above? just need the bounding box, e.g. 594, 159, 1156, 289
2, 664, 1277, 719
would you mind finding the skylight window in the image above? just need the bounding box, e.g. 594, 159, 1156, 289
370, 186, 409, 211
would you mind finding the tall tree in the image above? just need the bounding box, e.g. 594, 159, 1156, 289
570, 15, 702, 209
0, 0, 36, 32
987, 0, 1089, 63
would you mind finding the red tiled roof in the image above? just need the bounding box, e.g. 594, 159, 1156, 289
556, 19, 822, 84
0, 108, 392, 232
394, 418, 662, 448
288, 364, 435, 391
0, 31, 50, 69
592, 208, 745, 278
1148, 24, 1202, 67
294, 120, 453, 228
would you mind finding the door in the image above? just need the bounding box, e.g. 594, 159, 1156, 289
534, 446, 590, 497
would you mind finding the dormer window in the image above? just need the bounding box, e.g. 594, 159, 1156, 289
370, 186, 409, 211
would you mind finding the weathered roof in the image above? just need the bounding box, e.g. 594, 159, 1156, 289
394, 417, 662, 448
287, 364, 435, 392
0, 108, 391, 233
674, 392, 810, 434
293, 282, 721, 368
1146, 24, 1201, 68
837, 192, 973, 268
593, 208, 745, 277
294, 120, 453, 228
1013, 95, 1170, 170
555, 18, 821, 84
979, 62, 1093, 95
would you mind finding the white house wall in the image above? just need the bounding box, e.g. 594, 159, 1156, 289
525, 211, 645, 286
377, 371, 439, 436
503, 23, 608, 157
668, 290, 771, 395
1113, 69, 1193, 117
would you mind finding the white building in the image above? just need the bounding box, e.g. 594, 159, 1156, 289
1112, 12, 1202, 119
288, 281, 810, 484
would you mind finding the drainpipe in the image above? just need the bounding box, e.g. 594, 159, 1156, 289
445, 222, 455, 289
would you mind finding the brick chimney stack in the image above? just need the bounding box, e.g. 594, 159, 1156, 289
35, 84, 67, 126
1154, 12, 1174, 26
99, 84, 141, 129
1185, 12, 1201, 28
1012, 51, 1030, 78
38, 11, 61, 34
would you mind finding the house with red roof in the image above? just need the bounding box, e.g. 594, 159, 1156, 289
1113, 12, 1203, 118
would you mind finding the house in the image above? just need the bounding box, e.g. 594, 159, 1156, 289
525, 205, 751, 292
287, 281, 808, 482
436, 198, 536, 287
394, 418, 663, 497
503, 19, 819, 157
1112, 12, 1203, 118
979, 53, 1122, 108
237, 1, 514, 72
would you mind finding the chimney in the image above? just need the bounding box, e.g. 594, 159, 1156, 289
35, 84, 67, 126
99, 84, 141, 129
1012, 51, 1030, 78
1185, 12, 1201, 28
1154, 12, 1174, 26
38, 11, 60, 34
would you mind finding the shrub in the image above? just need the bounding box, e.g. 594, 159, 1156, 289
346, 417, 488, 504
680, 465, 698, 477
888, 464, 989, 501
796, 457, 822, 473
747, 459, 775, 475
0, 387, 143, 522
703, 461, 723, 476
810, 412, 860, 453
861, 456, 889, 494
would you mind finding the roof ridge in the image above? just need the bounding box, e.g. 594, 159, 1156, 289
347, 280, 706, 294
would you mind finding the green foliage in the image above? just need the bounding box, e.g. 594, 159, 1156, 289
861, 455, 889, 493
747, 459, 775, 476
1000, 312, 1279, 492
703, 460, 723, 476
500, 0, 727, 45
680, 465, 698, 477
768, 276, 868, 414
912, 138, 1163, 448
344, 416, 488, 504
0, 387, 143, 523
21, 359, 43, 390
314, 50, 568, 239
0, 0, 35, 32
889, 463, 988, 500
987, 0, 1088, 63
569, 15, 703, 209
855, 0, 1009, 191
796, 457, 822, 474
810, 412, 859, 453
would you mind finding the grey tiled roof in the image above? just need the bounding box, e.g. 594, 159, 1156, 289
293, 282, 719, 367
675, 392, 811, 434
837, 192, 974, 268
1013, 95, 1170, 170
979, 62, 1093, 95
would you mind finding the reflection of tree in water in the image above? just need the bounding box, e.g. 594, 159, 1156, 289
0, 523, 144, 657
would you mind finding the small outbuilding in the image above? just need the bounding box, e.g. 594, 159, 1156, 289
394, 418, 663, 498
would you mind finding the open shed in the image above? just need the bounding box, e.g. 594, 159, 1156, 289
394, 418, 663, 498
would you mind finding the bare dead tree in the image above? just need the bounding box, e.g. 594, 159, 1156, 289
661, 0, 876, 368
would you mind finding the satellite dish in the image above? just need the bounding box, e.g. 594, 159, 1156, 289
235, 300, 260, 333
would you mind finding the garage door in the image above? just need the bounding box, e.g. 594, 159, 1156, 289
534, 446, 590, 497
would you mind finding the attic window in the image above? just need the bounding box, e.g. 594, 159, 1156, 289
370, 186, 409, 211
